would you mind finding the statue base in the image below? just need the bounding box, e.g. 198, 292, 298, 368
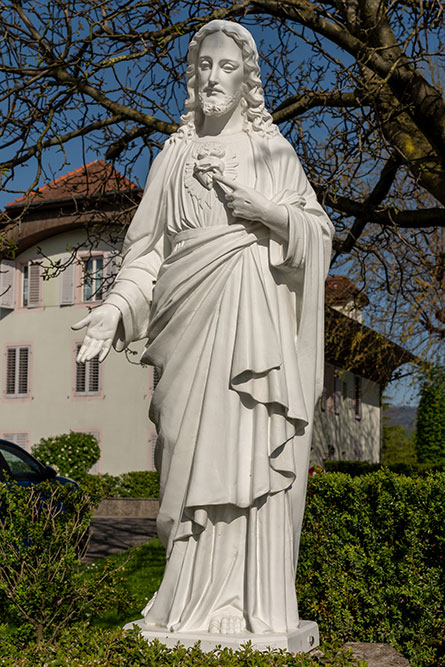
123, 618, 319, 654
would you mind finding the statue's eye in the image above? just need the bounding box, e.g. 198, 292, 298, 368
199, 60, 211, 70
222, 64, 237, 73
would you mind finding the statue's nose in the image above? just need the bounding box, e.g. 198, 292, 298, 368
209, 65, 220, 85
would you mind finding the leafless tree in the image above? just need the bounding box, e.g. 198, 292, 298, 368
0, 0, 443, 368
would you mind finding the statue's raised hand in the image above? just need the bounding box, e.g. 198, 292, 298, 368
72, 303, 121, 363
214, 175, 289, 238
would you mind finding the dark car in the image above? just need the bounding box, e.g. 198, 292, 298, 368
0, 439, 78, 488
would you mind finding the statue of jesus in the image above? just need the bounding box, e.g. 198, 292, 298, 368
74, 20, 334, 643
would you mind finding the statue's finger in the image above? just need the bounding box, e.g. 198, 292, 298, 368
76, 339, 91, 364
71, 315, 91, 331
83, 338, 102, 362
213, 174, 235, 189
98, 339, 112, 363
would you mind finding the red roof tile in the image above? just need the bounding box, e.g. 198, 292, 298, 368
7, 160, 138, 208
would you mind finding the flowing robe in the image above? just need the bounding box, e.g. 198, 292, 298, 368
106, 129, 334, 634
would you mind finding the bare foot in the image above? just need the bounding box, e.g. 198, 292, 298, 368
209, 615, 246, 634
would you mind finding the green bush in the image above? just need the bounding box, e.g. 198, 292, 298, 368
80, 472, 121, 505
0, 623, 364, 666
32, 432, 101, 479
416, 366, 445, 464
0, 481, 134, 644
116, 470, 160, 498
323, 460, 444, 476
81, 470, 160, 504
298, 470, 444, 667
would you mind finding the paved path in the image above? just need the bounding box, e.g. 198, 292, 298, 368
83, 517, 158, 563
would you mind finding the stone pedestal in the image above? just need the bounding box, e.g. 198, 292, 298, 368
123, 618, 319, 654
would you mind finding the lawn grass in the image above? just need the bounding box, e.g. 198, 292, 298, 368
83, 538, 166, 629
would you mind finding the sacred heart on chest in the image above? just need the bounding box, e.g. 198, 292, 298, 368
185, 142, 239, 209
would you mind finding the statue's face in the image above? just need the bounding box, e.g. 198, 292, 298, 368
197, 31, 244, 117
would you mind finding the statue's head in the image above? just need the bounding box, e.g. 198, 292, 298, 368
178, 20, 276, 138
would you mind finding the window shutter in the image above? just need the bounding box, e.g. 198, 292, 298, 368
3, 432, 29, 451
334, 374, 342, 415
75, 344, 100, 395
0, 260, 15, 309
18, 348, 29, 394
354, 376, 362, 421
27, 263, 42, 308
75, 344, 86, 392
6, 348, 17, 394
88, 357, 100, 393
153, 366, 161, 390
60, 256, 75, 305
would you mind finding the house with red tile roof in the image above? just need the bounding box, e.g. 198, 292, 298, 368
0, 162, 413, 472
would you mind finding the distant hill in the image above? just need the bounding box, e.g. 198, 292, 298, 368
385, 405, 418, 433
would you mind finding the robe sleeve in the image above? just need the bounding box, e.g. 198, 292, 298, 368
267, 135, 334, 282
264, 134, 335, 404
104, 143, 176, 351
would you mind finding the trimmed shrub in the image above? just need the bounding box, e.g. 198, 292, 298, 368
80, 472, 121, 505
0, 481, 134, 643
416, 366, 445, 464
298, 470, 444, 667
81, 470, 160, 504
32, 432, 101, 479
324, 460, 444, 476
116, 470, 160, 498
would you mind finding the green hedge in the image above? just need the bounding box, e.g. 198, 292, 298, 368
323, 460, 444, 476
80, 470, 160, 504
0, 624, 364, 666
2, 470, 441, 665
298, 470, 444, 667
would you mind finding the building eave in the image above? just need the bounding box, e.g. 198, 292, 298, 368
325, 307, 416, 385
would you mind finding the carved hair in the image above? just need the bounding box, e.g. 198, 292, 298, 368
173, 20, 277, 140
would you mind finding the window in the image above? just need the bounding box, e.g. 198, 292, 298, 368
21, 262, 42, 308
81, 256, 103, 302
321, 364, 343, 416
354, 375, 362, 421
3, 432, 29, 452
334, 375, 342, 415
5, 346, 30, 397
75, 344, 100, 395
22, 264, 28, 306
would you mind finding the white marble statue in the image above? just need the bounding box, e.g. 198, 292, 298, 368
74, 20, 334, 646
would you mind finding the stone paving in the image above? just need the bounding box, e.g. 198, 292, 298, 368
83, 517, 157, 563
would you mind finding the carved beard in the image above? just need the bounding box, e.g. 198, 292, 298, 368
198, 91, 241, 117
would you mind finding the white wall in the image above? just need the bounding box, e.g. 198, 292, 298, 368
0, 229, 382, 475
311, 367, 381, 466
0, 229, 156, 475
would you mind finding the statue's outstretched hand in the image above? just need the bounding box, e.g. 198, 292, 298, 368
214, 175, 289, 238
72, 303, 121, 363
